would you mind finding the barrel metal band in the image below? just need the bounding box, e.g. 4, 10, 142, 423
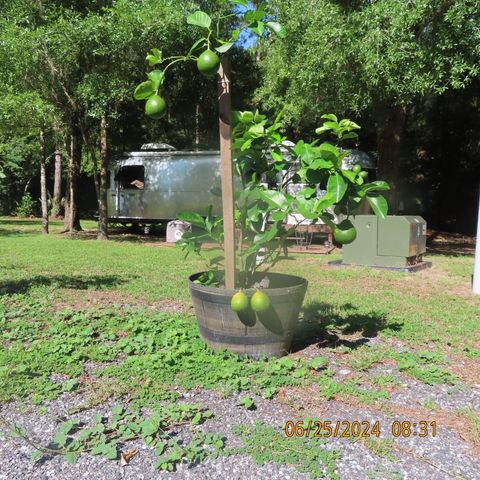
198, 324, 284, 346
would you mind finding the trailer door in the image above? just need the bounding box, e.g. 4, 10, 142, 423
114, 165, 146, 219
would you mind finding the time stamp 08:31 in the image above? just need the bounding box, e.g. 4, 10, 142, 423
284, 420, 437, 438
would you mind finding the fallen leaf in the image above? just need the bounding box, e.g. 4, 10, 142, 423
120, 448, 139, 466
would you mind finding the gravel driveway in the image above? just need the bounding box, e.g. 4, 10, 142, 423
1, 380, 479, 480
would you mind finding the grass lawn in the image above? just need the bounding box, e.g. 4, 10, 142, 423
0, 217, 479, 478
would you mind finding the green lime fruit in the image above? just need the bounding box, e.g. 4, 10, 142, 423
251, 290, 271, 313
145, 95, 166, 119
197, 49, 220, 77
359, 171, 368, 179
352, 164, 362, 174
333, 220, 357, 245
231, 291, 249, 312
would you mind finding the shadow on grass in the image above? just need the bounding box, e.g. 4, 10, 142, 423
0, 219, 45, 226
291, 301, 403, 352
0, 274, 131, 295
0, 228, 38, 237
68, 232, 168, 244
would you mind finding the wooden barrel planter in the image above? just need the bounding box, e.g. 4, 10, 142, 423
188, 272, 308, 358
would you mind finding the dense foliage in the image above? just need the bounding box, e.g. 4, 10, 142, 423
0, 0, 479, 232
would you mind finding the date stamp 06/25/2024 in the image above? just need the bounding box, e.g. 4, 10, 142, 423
284, 420, 437, 439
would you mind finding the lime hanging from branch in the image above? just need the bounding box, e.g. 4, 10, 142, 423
145, 95, 167, 119
333, 220, 357, 245
231, 291, 249, 312
251, 290, 271, 313
197, 49, 220, 77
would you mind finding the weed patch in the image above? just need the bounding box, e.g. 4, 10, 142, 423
231, 421, 340, 479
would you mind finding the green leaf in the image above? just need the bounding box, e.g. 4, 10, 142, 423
111, 405, 124, 416
315, 126, 332, 135
256, 189, 289, 209
104, 443, 118, 460
187, 37, 207, 56
215, 42, 234, 53
321, 114, 338, 122
271, 211, 286, 222
241, 138, 253, 151
250, 21, 265, 36
65, 452, 78, 464
309, 356, 328, 370
134, 81, 155, 100
177, 212, 205, 228
146, 48, 162, 66
147, 70, 165, 91
232, 28, 241, 40
238, 396, 255, 410
327, 173, 347, 202
341, 169, 357, 183
293, 196, 318, 220
30, 450, 43, 463
367, 194, 388, 218
53, 431, 67, 447
266, 21, 287, 38
294, 140, 318, 165
319, 142, 340, 162
187, 11, 212, 29
230, 0, 248, 6
140, 419, 157, 437
263, 387, 276, 399
91, 443, 107, 455
362, 181, 390, 193
239, 111, 254, 123
340, 132, 358, 140
248, 124, 265, 136
315, 192, 336, 211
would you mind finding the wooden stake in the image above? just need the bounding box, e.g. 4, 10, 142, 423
217, 57, 236, 289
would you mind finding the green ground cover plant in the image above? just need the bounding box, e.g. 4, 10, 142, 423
230, 421, 340, 480
1, 218, 479, 475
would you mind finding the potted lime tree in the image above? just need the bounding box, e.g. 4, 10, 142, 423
134, 2, 390, 357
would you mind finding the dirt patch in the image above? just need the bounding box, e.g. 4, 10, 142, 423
51, 288, 189, 313
427, 231, 476, 256
447, 355, 480, 386
277, 384, 331, 417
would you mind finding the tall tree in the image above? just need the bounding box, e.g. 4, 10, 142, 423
52, 148, 62, 218
39, 128, 48, 234
259, 0, 480, 210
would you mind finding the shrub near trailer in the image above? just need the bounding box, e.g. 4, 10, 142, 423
134, 1, 390, 357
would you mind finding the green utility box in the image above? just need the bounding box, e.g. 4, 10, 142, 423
342, 215, 428, 269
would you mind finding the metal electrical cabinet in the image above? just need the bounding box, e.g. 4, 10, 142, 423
342, 215, 428, 269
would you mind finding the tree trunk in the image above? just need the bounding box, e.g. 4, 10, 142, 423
52, 148, 62, 218
98, 115, 109, 240
376, 104, 408, 214
195, 103, 200, 148
62, 118, 82, 232
39, 129, 49, 234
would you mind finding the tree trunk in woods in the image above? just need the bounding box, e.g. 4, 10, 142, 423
52, 149, 62, 218
375, 104, 408, 215
98, 116, 109, 240
39, 129, 49, 234
62, 118, 82, 232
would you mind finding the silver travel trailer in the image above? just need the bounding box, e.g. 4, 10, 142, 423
107, 144, 223, 225
107, 143, 374, 230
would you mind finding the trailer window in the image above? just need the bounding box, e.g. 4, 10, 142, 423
114, 165, 145, 190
